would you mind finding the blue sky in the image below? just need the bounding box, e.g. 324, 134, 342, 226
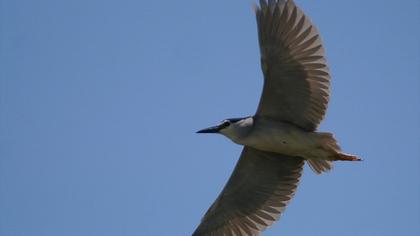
1, 0, 419, 235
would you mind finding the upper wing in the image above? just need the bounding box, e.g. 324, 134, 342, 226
255, 0, 331, 131
192, 147, 304, 236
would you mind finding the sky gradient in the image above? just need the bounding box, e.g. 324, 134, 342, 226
1, 0, 420, 235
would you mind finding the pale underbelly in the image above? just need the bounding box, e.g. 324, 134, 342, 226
240, 130, 316, 158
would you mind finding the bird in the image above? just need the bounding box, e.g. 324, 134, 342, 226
192, 0, 360, 235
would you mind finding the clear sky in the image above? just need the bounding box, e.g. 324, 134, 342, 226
1, 0, 419, 235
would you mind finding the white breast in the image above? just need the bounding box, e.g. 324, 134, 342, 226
240, 120, 316, 157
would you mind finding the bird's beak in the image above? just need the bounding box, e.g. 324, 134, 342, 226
196, 125, 220, 134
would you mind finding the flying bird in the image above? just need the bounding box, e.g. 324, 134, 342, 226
193, 0, 360, 235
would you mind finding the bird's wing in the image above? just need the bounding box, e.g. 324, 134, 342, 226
192, 147, 304, 236
255, 0, 331, 131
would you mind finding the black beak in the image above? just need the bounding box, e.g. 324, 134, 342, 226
196, 125, 220, 134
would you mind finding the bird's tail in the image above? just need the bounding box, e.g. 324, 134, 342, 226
307, 159, 333, 175
306, 132, 361, 174
306, 132, 339, 175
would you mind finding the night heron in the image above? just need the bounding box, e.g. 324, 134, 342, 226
193, 0, 360, 235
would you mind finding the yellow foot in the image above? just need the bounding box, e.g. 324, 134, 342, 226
335, 152, 362, 161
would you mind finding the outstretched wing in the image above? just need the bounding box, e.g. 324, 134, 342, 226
255, 0, 331, 131
192, 147, 304, 235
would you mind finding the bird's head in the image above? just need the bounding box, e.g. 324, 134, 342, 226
197, 116, 253, 142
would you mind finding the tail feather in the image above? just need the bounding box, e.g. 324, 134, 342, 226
317, 132, 341, 151
307, 160, 333, 175
307, 132, 337, 174
306, 132, 360, 173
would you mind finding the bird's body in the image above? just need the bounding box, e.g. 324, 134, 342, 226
193, 0, 360, 235
221, 116, 339, 161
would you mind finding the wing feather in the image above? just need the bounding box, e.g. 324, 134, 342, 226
192, 147, 304, 235
255, 0, 331, 131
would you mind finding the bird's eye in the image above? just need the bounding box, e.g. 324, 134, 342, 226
222, 121, 231, 127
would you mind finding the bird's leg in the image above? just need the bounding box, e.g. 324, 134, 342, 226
334, 152, 362, 161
